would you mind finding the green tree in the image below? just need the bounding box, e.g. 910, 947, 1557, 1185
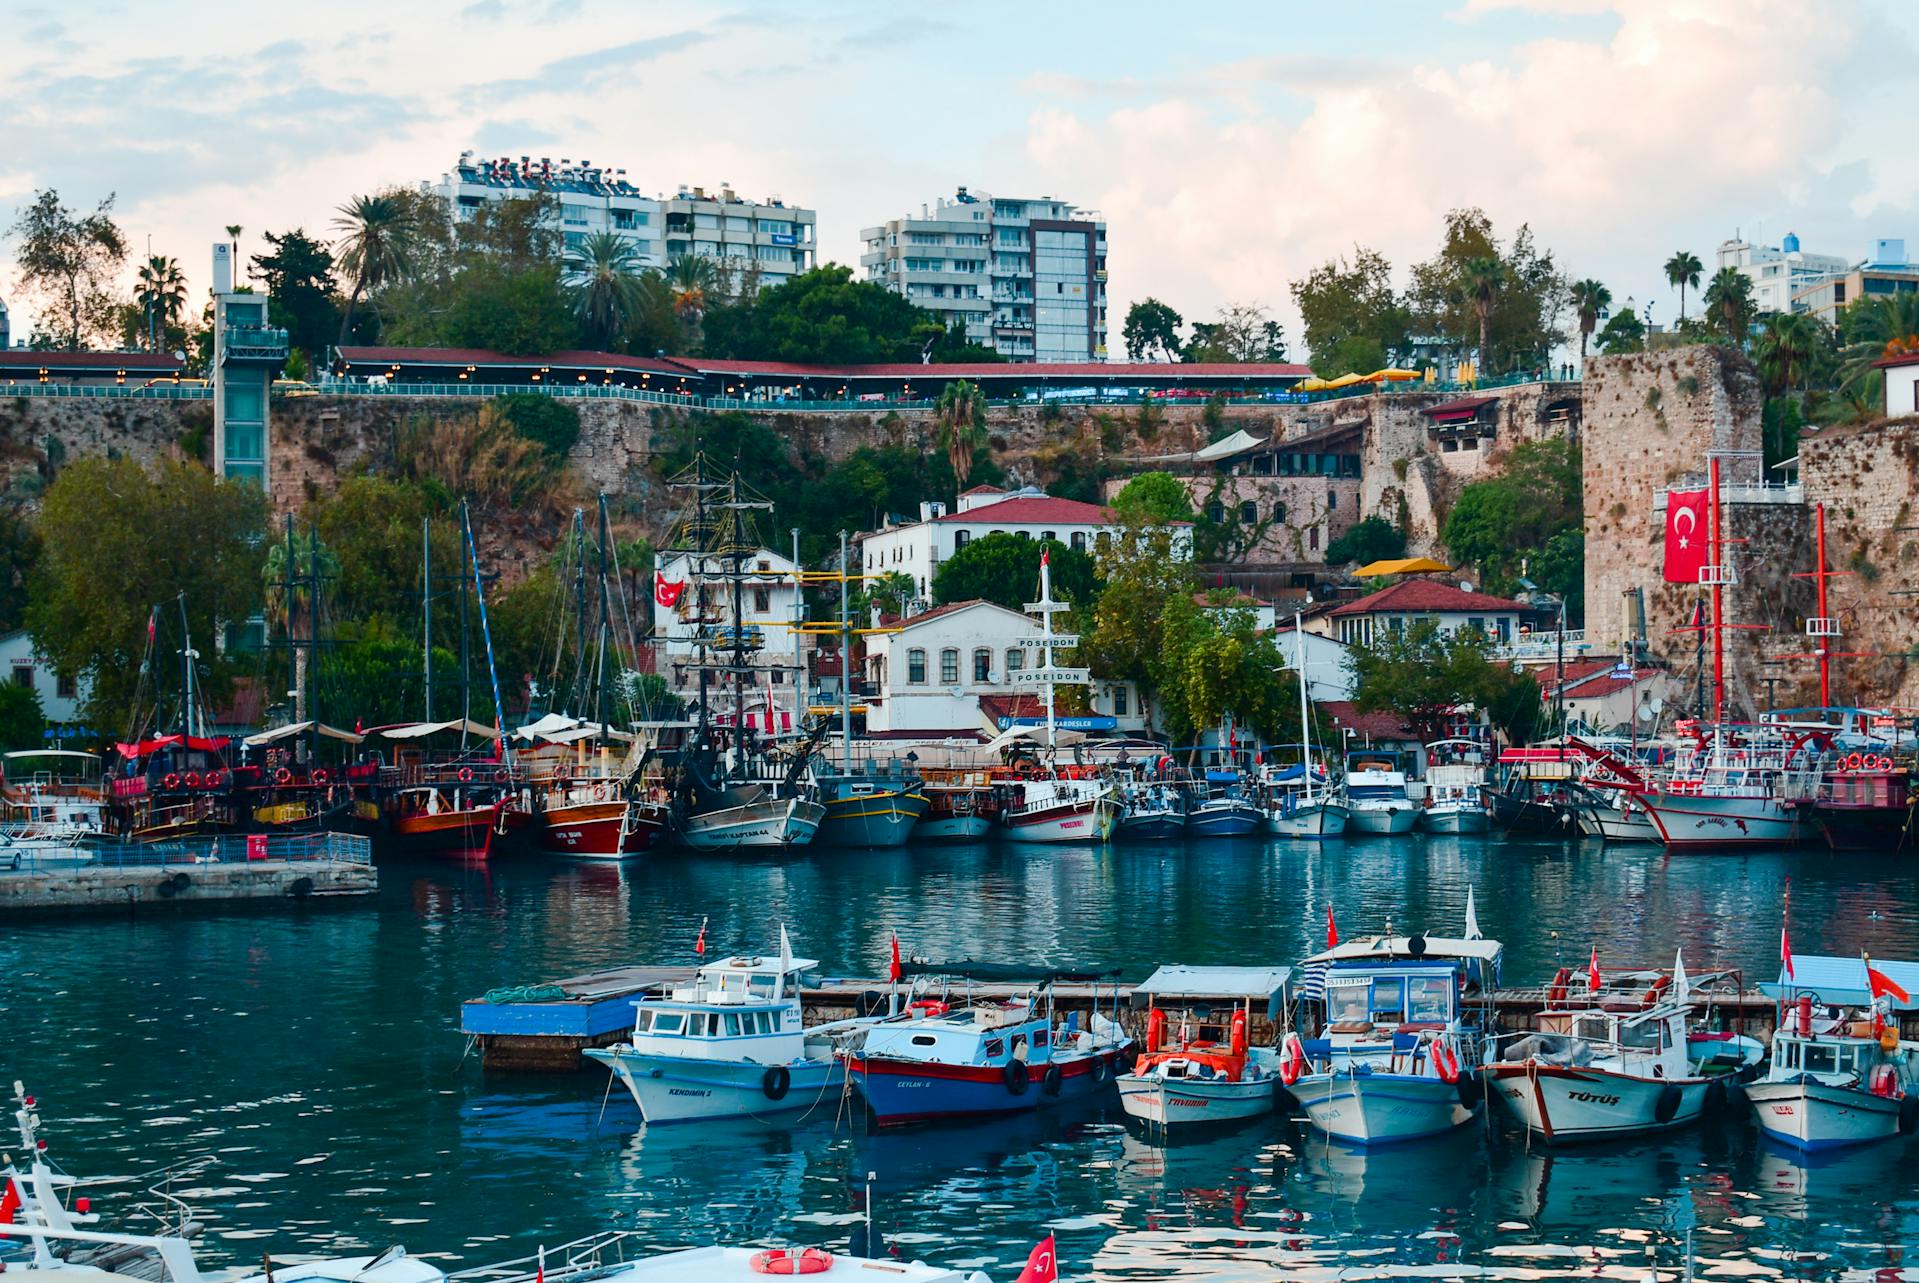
1079, 507, 1200, 733
0, 510, 42, 634
1122, 298, 1184, 361
851, 570, 916, 621
1409, 209, 1565, 375
1169, 612, 1291, 744
1837, 292, 1919, 397
134, 255, 188, 352
566, 232, 646, 350
28, 457, 268, 728
1595, 308, 1646, 354
1440, 439, 1583, 594
251, 230, 340, 364
491, 392, 581, 459
308, 475, 461, 632
1569, 279, 1611, 359
262, 531, 341, 722
1290, 247, 1413, 373
1754, 311, 1822, 397
333, 189, 426, 344
706, 264, 949, 365
440, 260, 580, 354
662, 253, 724, 350
1184, 304, 1287, 362
1461, 255, 1505, 375
932, 533, 1097, 612
1702, 267, 1757, 344
934, 379, 988, 489
9, 189, 127, 349
1665, 250, 1703, 324
0, 683, 45, 751
1348, 619, 1519, 744
1111, 471, 1195, 525
1324, 515, 1407, 566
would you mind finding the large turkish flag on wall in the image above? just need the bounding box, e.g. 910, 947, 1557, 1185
1663, 488, 1709, 583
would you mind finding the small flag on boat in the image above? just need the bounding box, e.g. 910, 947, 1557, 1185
1325, 904, 1338, 950
1865, 953, 1911, 1004
1015, 1235, 1057, 1283
694, 916, 708, 956
1673, 947, 1690, 1006
779, 923, 794, 975
889, 930, 902, 983
1587, 945, 1602, 991
0, 1176, 20, 1225
536, 1245, 545, 1283
1464, 886, 1481, 940
1780, 924, 1794, 979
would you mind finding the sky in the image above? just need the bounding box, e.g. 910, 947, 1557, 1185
2, 0, 1916, 356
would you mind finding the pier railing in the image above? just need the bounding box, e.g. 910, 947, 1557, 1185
0, 831, 373, 875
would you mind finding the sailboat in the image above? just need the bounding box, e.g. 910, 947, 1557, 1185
1263, 614, 1349, 839
662, 456, 823, 850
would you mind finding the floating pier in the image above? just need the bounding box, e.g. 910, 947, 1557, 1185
460, 963, 1861, 1073
0, 833, 377, 916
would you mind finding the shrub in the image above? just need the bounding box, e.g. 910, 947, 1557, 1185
492, 392, 581, 458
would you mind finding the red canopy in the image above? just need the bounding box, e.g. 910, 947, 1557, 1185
115, 733, 231, 759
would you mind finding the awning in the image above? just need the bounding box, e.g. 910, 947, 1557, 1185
1300, 935, 1505, 966
1759, 955, 1919, 1012
981, 724, 1088, 754
114, 733, 231, 758
1193, 427, 1269, 462
1422, 396, 1499, 422
1351, 556, 1454, 577
1133, 965, 1293, 1001
1326, 372, 1365, 388
242, 720, 366, 747
377, 719, 502, 741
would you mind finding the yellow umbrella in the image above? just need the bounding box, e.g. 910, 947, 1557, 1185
1327, 372, 1365, 388
1377, 368, 1422, 381
1296, 377, 1332, 392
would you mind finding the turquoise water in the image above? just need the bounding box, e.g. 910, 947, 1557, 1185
5, 834, 1918, 1281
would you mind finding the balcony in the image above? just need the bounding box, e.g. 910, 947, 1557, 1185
221, 325, 288, 365
1653, 481, 1803, 511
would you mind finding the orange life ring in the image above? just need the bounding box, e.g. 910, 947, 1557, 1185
1846, 753, 1863, 772
1547, 967, 1572, 1005
594, 783, 610, 802
312, 768, 330, 785
494, 768, 509, 784
163, 773, 182, 790
751, 1249, 833, 1276
276, 767, 293, 785
204, 771, 225, 789
1280, 1032, 1307, 1086
1433, 1039, 1460, 1084
183, 772, 202, 789
458, 767, 475, 783
1642, 974, 1672, 1009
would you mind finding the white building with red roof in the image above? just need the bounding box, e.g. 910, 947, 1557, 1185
1317, 579, 1535, 649
859, 485, 1191, 601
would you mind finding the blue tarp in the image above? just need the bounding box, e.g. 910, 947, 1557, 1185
1759, 954, 1919, 1012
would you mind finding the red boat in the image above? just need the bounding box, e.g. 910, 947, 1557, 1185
537, 788, 670, 860
386, 787, 533, 859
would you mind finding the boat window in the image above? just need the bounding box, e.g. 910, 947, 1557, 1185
724, 1014, 743, 1036
689, 1013, 711, 1037
1408, 976, 1452, 1023
751, 1011, 772, 1035
1804, 1044, 1839, 1074
1618, 1019, 1661, 1051
1329, 981, 1370, 1024
651, 1012, 686, 1036
749, 974, 778, 998
911, 1035, 937, 1047
1369, 977, 1406, 1023
985, 1038, 1005, 1058
1574, 1015, 1612, 1044
1780, 1041, 1799, 1070
634, 1010, 654, 1033
1033, 1029, 1049, 1048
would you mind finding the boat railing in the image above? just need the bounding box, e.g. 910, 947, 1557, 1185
0, 832, 374, 875
0, 1220, 209, 1283
448, 1230, 645, 1283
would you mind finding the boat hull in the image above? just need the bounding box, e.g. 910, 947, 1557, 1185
387, 802, 532, 858
914, 815, 993, 841
588, 1047, 842, 1123
1486, 789, 1578, 835
1420, 805, 1488, 834
1266, 800, 1350, 839
1747, 1079, 1909, 1151
1118, 1074, 1277, 1128
1574, 798, 1663, 843
678, 798, 824, 850
1289, 1071, 1475, 1145
1635, 792, 1805, 849
1346, 804, 1419, 835
1116, 812, 1185, 841
1002, 797, 1115, 844
1485, 1062, 1710, 1142
1812, 805, 1914, 852
1187, 803, 1263, 838
848, 1057, 1045, 1126
538, 799, 669, 860
813, 788, 927, 848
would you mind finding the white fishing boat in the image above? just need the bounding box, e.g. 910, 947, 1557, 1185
1483, 953, 1721, 1143
1263, 615, 1349, 839
1750, 954, 1919, 1151
1570, 784, 1663, 843
999, 774, 1116, 843
1343, 754, 1419, 835
1285, 920, 1502, 1145
916, 770, 998, 841
1420, 739, 1489, 834
586, 933, 868, 1123
1116, 965, 1292, 1131
677, 785, 824, 850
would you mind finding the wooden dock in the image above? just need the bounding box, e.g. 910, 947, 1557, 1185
0, 835, 377, 916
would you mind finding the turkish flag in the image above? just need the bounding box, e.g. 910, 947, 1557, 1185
1015, 1236, 1057, 1283
654, 572, 687, 608
1663, 488, 1709, 583
889, 930, 902, 983
1866, 956, 1911, 1004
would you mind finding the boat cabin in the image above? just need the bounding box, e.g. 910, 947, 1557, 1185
858, 1002, 1054, 1069
628, 955, 817, 1060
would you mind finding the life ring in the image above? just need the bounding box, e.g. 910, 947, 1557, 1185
594, 783, 610, 802
494, 768, 509, 784
312, 768, 330, 785
204, 770, 224, 789
762, 1066, 791, 1101
1432, 1039, 1460, 1084
1002, 1059, 1030, 1095
751, 1249, 832, 1276
1280, 1033, 1307, 1086
276, 767, 293, 785
163, 773, 182, 790
1547, 967, 1572, 1005
1641, 974, 1672, 1009
908, 999, 949, 1019
457, 767, 475, 783
1846, 753, 1863, 772
183, 772, 202, 789
1089, 1055, 1107, 1085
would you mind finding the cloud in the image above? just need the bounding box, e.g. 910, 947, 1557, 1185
466, 28, 714, 98
837, 17, 952, 51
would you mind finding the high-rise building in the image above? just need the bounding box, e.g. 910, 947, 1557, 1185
661, 184, 816, 290
1715, 233, 1858, 317
430, 152, 666, 268
0, 295, 10, 350
861, 188, 1107, 362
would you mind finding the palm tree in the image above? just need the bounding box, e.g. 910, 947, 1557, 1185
1569, 279, 1611, 360
225, 224, 243, 273
1461, 256, 1504, 375
134, 255, 188, 351
934, 379, 987, 489
333, 193, 421, 345
1664, 251, 1703, 324
1836, 292, 1919, 398
567, 232, 645, 350
663, 254, 722, 346
262, 534, 341, 724
1754, 312, 1821, 397
1702, 267, 1756, 343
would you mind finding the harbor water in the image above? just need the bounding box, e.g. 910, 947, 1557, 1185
5, 833, 1918, 1280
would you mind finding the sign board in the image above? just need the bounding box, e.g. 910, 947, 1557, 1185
997, 715, 1117, 732
1012, 667, 1090, 685
1017, 635, 1080, 649
246, 834, 269, 862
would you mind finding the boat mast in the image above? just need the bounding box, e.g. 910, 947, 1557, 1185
791, 526, 806, 739
460, 500, 513, 767
177, 592, 195, 739
422, 517, 432, 722
1708, 454, 1725, 725
594, 492, 613, 731
1294, 612, 1314, 806
839, 529, 852, 772
1811, 501, 1833, 709
1041, 553, 1056, 750
283, 514, 297, 722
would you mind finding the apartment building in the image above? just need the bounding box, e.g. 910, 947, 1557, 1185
1791, 239, 1919, 322
1716, 233, 1850, 316
662, 184, 816, 290
861, 188, 1107, 362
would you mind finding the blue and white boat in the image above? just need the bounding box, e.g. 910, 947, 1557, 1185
586, 933, 872, 1123
1116, 780, 1187, 841
1750, 953, 1919, 1151
1285, 925, 1503, 1145
1188, 773, 1263, 838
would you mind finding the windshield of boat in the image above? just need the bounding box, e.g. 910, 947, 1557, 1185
1329, 979, 1371, 1024
1409, 975, 1453, 1022
1349, 785, 1405, 800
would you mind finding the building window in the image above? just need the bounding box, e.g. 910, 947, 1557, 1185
940, 648, 960, 684
907, 648, 927, 684
57, 672, 77, 700
1273, 502, 1287, 524
1006, 648, 1024, 674
1041, 531, 1055, 543
752, 587, 771, 613
1327, 490, 1338, 510
954, 530, 970, 550
973, 648, 992, 682
1114, 686, 1129, 717
1309, 526, 1320, 551
1070, 532, 1086, 552
1206, 501, 1225, 523
1239, 501, 1257, 524
11, 666, 32, 690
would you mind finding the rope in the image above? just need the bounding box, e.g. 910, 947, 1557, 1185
481, 984, 569, 1004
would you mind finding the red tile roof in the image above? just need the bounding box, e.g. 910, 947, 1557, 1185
335, 346, 689, 376
1329, 579, 1529, 617
1422, 395, 1500, 418
1544, 661, 1657, 699
1318, 700, 1420, 742
882, 599, 1016, 630
1873, 352, 1919, 370
669, 359, 1311, 380
0, 350, 182, 373
934, 495, 1113, 525
959, 484, 1006, 497
979, 694, 1050, 724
